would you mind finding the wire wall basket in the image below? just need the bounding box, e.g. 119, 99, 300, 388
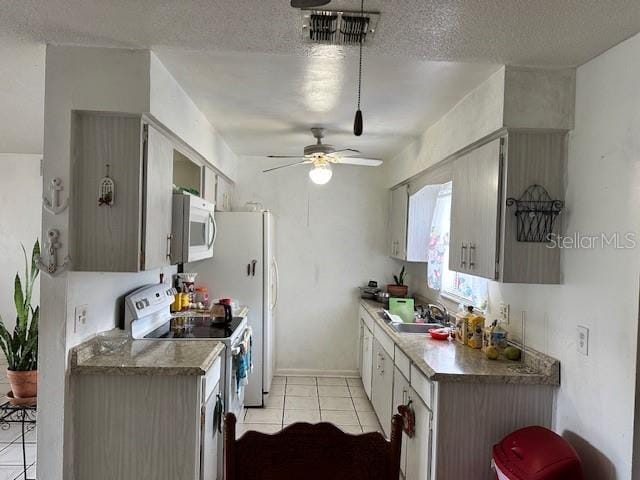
506, 184, 563, 242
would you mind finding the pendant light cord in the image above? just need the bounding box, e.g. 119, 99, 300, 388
357, 0, 364, 110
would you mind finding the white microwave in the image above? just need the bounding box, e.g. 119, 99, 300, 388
171, 193, 217, 264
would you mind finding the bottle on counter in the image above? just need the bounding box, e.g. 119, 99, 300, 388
194, 286, 209, 309
466, 310, 485, 349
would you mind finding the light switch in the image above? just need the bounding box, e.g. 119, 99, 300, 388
577, 325, 589, 356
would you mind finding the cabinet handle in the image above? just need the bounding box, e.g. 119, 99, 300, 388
469, 243, 476, 269
379, 354, 385, 375
402, 388, 407, 405
460, 243, 467, 268
166, 234, 172, 260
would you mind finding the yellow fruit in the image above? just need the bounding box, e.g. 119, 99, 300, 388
504, 346, 522, 361
485, 346, 499, 360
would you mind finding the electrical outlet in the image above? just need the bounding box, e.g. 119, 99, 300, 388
499, 303, 510, 324
577, 325, 589, 355
74, 304, 88, 333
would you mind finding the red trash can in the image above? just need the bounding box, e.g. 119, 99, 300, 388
492, 426, 583, 480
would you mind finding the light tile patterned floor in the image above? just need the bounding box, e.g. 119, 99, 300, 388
0, 365, 36, 480
236, 376, 383, 438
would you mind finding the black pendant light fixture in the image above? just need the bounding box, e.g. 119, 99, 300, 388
353, 0, 365, 136
290, 0, 331, 8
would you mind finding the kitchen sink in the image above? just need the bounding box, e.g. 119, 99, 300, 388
391, 322, 444, 334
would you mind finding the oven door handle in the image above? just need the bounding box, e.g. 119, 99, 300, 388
213, 393, 224, 434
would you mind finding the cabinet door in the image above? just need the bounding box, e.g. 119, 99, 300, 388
389, 186, 408, 259
143, 124, 174, 270
201, 382, 221, 480
361, 324, 373, 400
392, 367, 410, 476
215, 175, 233, 211
405, 388, 432, 480
466, 139, 501, 279
202, 166, 217, 204
449, 155, 471, 273
371, 339, 394, 437
450, 139, 501, 279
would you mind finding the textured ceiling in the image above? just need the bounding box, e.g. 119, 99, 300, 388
1, 0, 639, 157
155, 48, 499, 157
2, 0, 639, 65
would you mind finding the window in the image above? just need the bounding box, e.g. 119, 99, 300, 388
426, 182, 487, 308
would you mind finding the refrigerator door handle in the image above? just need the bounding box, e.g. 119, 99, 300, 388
251, 259, 257, 277
271, 258, 280, 310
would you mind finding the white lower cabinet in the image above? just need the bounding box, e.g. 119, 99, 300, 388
360, 320, 374, 399
392, 367, 410, 477
371, 338, 394, 436
405, 387, 432, 480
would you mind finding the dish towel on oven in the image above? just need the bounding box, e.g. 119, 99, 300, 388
236, 327, 253, 393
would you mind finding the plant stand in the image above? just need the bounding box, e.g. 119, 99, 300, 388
0, 401, 36, 480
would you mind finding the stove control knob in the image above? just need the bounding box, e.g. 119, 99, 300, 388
135, 301, 145, 310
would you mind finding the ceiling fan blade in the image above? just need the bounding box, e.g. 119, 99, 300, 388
290, 0, 331, 7
336, 157, 383, 167
329, 148, 361, 155
267, 155, 306, 159
263, 160, 311, 173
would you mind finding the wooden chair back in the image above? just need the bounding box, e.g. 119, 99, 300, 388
224, 413, 403, 480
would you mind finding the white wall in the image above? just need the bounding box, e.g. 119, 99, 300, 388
0, 154, 42, 330
390, 34, 640, 480
40, 46, 238, 480
0, 36, 45, 154
234, 157, 395, 375
41, 45, 153, 480
383, 67, 505, 187
149, 53, 239, 182
487, 33, 640, 479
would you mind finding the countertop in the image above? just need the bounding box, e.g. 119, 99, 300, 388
360, 299, 560, 385
70, 330, 225, 376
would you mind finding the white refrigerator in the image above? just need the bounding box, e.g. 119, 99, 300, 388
193, 211, 278, 407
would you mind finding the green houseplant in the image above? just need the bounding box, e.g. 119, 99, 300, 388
0, 241, 39, 399
387, 266, 408, 298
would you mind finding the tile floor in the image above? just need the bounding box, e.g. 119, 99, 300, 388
0, 365, 36, 480
236, 376, 383, 438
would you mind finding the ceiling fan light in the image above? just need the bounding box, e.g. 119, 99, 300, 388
309, 163, 333, 185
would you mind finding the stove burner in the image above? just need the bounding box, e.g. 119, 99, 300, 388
145, 316, 243, 340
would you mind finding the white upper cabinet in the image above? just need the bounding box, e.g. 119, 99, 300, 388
202, 165, 217, 204
215, 174, 234, 211
143, 125, 175, 271
71, 112, 173, 272
449, 131, 566, 283
389, 185, 409, 259
450, 138, 502, 280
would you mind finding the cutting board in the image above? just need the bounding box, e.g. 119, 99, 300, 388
389, 298, 414, 323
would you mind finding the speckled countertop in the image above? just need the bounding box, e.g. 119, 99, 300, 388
361, 299, 560, 385
70, 330, 225, 376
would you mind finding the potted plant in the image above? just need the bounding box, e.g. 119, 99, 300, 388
0, 241, 39, 399
387, 266, 408, 298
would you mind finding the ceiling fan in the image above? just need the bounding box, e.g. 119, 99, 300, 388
263, 128, 383, 185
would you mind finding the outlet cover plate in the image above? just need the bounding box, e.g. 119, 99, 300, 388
577, 325, 589, 355
499, 303, 510, 324
75, 304, 88, 333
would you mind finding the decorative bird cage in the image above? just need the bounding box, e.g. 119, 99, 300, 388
506, 185, 563, 242
98, 164, 114, 207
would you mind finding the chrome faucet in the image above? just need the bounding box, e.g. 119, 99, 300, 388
426, 303, 449, 326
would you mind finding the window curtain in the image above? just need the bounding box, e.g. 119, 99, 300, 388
426, 182, 452, 290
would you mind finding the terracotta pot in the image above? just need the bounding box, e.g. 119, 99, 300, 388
6, 369, 37, 399
387, 284, 409, 298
